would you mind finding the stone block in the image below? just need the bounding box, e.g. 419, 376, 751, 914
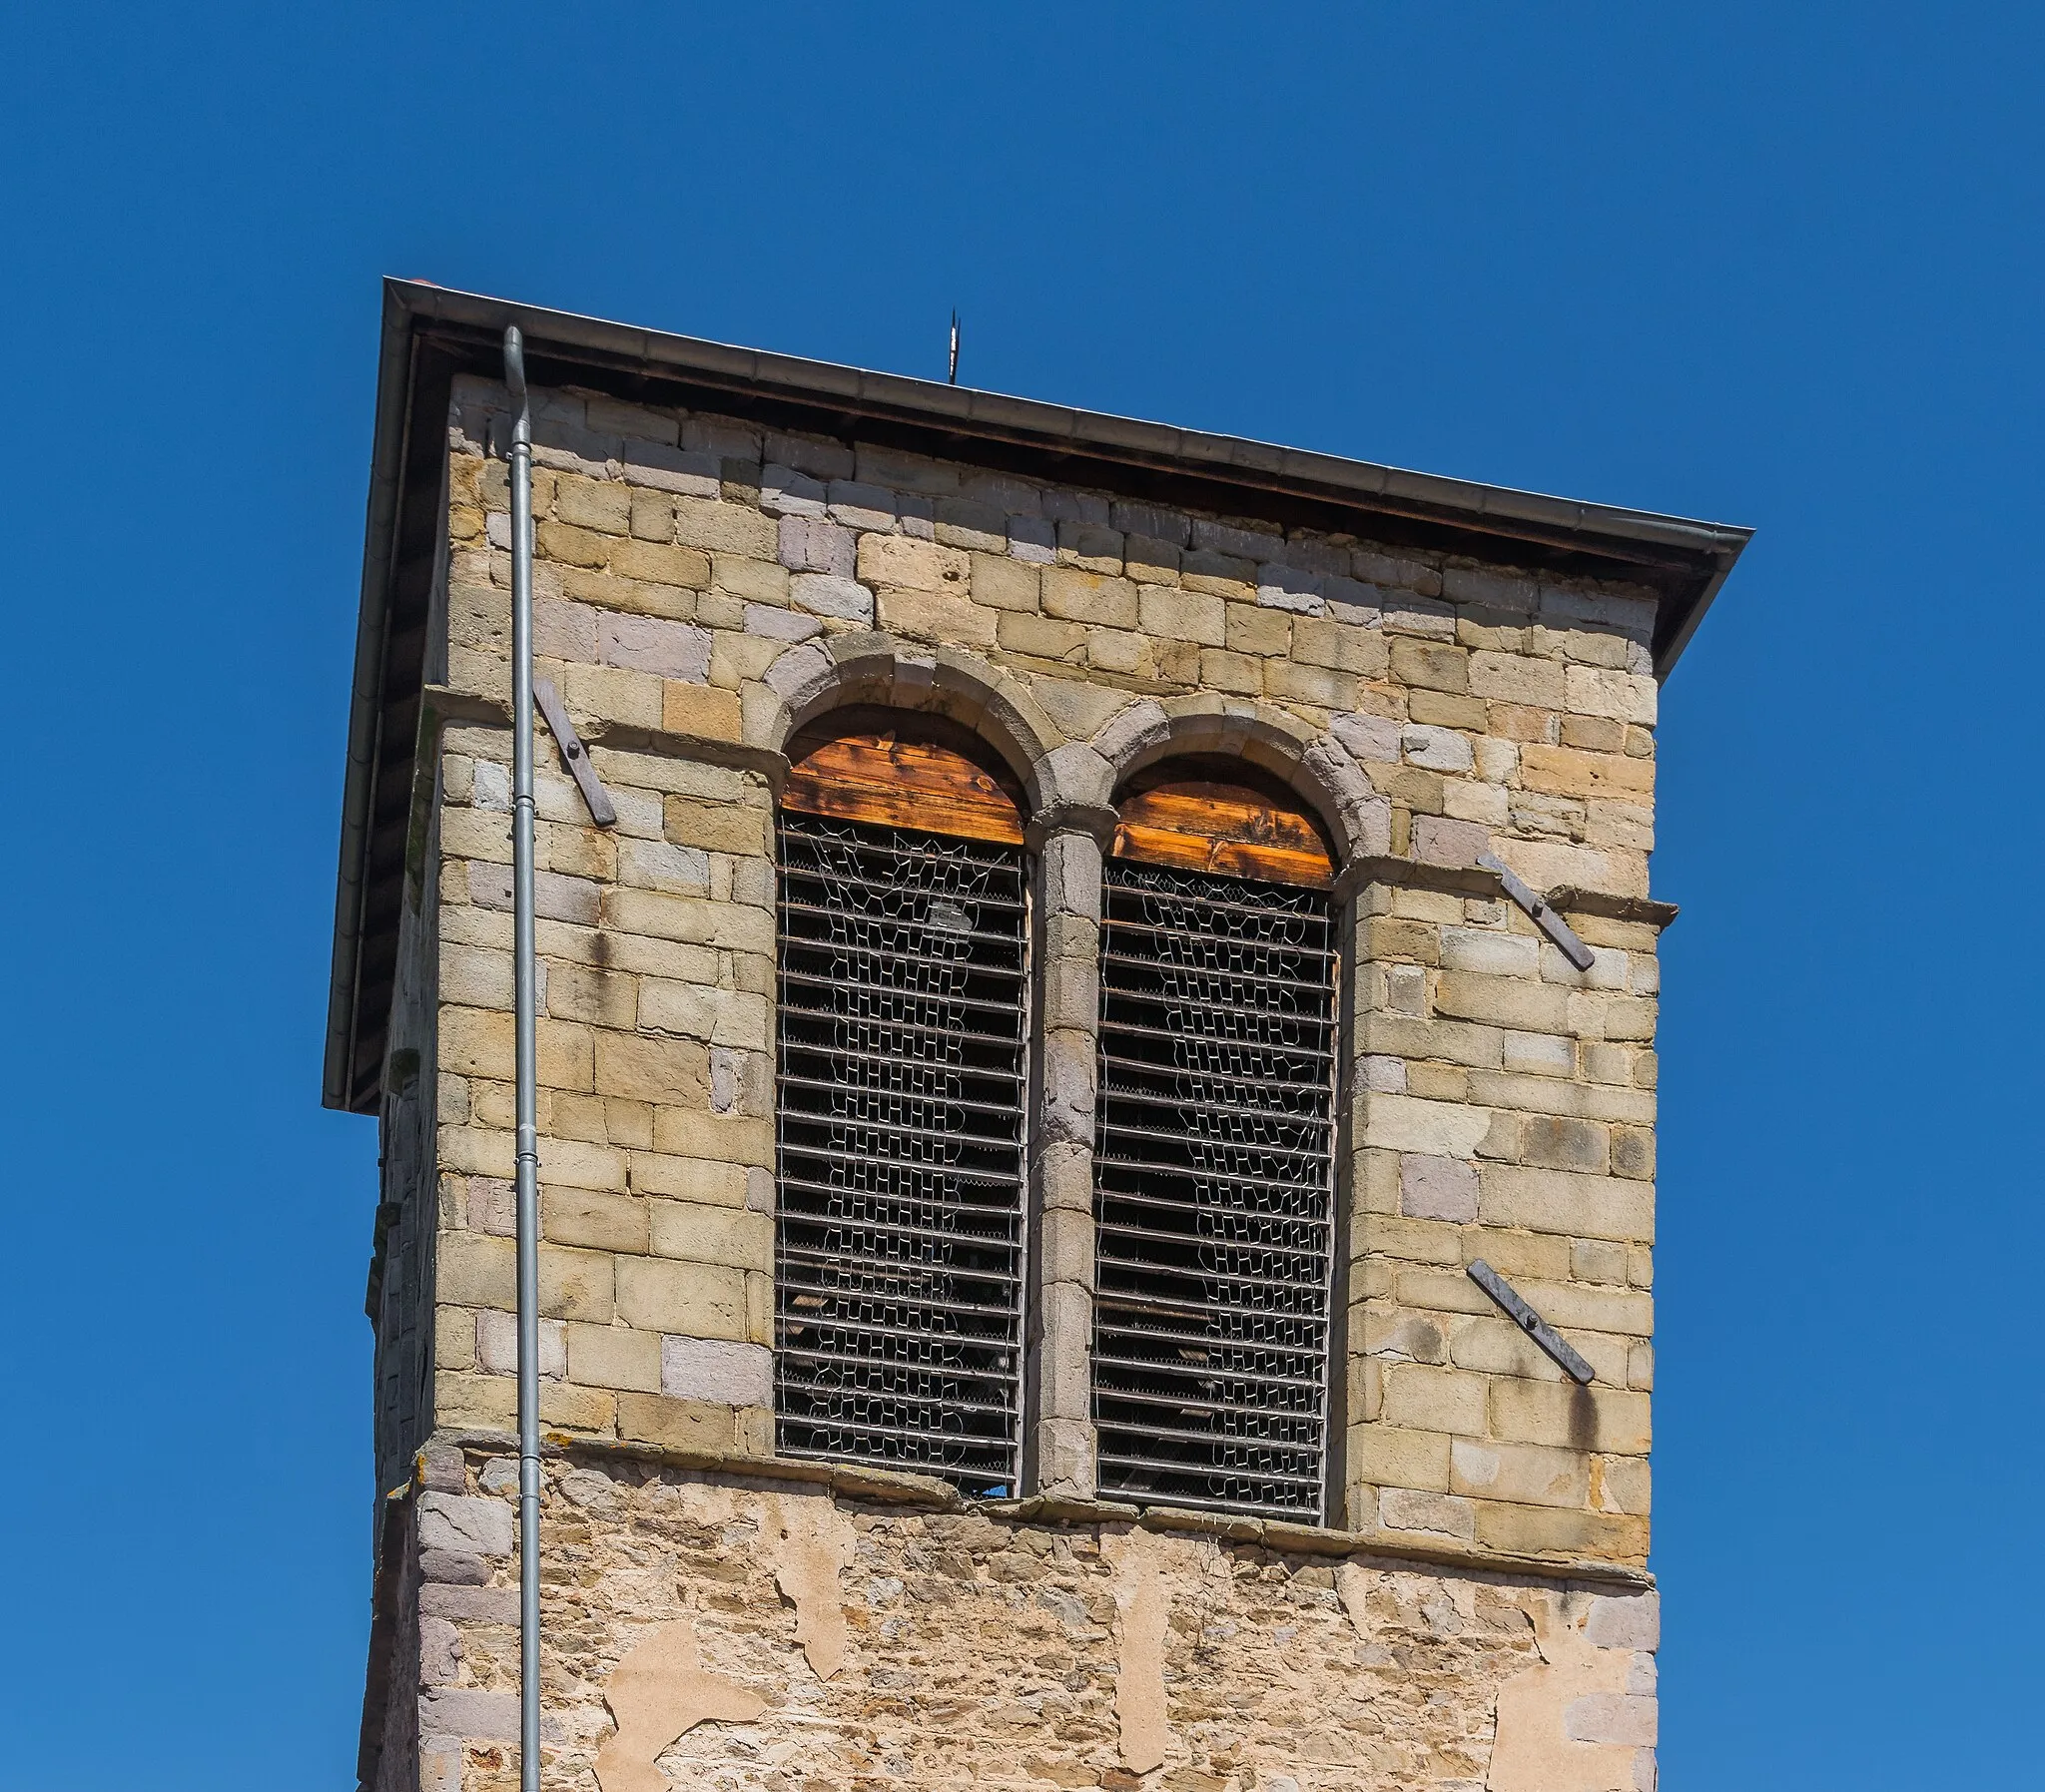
1565, 665, 1659, 725
1041, 567, 1138, 628
1268, 660, 1360, 709
1191, 517, 1283, 562
1256, 565, 1327, 616
1364, 1217, 1464, 1266
475, 1309, 566, 1378
1519, 743, 1655, 802
417, 1493, 514, 1557
420, 1584, 520, 1623
607, 538, 713, 590
1434, 972, 1570, 1034
1506, 1278, 1653, 1336
857, 533, 969, 593
1361, 1308, 1447, 1362
589, 1030, 709, 1104
876, 585, 999, 649
1447, 777, 1510, 827
1359, 1055, 1407, 1093
1565, 1693, 1659, 1748
1597, 1456, 1653, 1516
787, 573, 874, 623
1490, 1379, 1651, 1455
1412, 815, 1489, 869
1180, 548, 1254, 596
758, 463, 826, 517
1586, 1590, 1661, 1651
542, 1186, 649, 1255
465, 865, 600, 925
417, 1688, 521, 1744
544, 963, 638, 1029
1440, 927, 1539, 977
1399, 1154, 1479, 1222
1450, 1438, 1588, 1508
1136, 584, 1224, 645
629, 1153, 748, 1206
661, 1335, 773, 1406
1362, 1093, 1492, 1158
647, 1199, 772, 1270
1479, 1164, 1655, 1245
1377, 1488, 1477, 1541
1390, 639, 1469, 693
621, 441, 722, 498
615, 1255, 747, 1340
1401, 725, 1474, 773
672, 497, 777, 559
1519, 1115, 1612, 1175
565, 1323, 662, 1393
1346, 1423, 1451, 1493
616, 1391, 738, 1452
1572, 1239, 1631, 1286
1382, 1364, 1489, 1434
1468, 650, 1565, 707
1502, 1030, 1576, 1077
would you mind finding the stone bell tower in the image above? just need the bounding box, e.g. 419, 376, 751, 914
328, 279, 1746, 1791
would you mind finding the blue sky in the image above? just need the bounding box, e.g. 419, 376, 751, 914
5, 5, 2039, 1786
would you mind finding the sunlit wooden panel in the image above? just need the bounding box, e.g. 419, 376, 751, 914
782, 733, 1025, 847
1111, 778, 1334, 890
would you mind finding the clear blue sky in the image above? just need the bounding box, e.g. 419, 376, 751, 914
6, 5, 2039, 1786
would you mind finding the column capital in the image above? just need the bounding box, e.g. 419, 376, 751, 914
1025, 801, 1118, 853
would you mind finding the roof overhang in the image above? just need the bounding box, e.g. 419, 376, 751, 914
325, 278, 1750, 1111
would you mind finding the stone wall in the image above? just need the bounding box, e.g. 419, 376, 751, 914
419, 373, 1660, 1548
369, 768, 443, 1504
396, 1443, 1657, 1792
369, 368, 1674, 1788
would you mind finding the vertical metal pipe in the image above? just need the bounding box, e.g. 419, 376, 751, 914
503, 324, 542, 1792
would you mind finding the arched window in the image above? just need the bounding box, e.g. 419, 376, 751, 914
773, 711, 1030, 1494
1089, 759, 1341, 1519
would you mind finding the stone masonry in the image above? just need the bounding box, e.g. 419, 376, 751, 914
337, 290, 1739, 1792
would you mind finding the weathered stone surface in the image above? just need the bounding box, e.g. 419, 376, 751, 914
383, 379, 1684, 1792
408, 1461, 1655, 1792
1401, 1153, 1480, 1222
416, 1493, 513, 1558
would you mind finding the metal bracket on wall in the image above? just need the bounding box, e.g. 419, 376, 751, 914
533, 679, 618, 828
1476, 851, 1596, 971
1467, 1260, 1596, 1385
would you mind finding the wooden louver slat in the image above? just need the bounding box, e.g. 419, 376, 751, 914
1111, 776, 1334, 889
782, 733, 1024, 846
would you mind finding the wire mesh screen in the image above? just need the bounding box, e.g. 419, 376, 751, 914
1091, 858, 1339, 1519
774, 811, 1029, 1495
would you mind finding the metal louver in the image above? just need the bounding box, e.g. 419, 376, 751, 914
774, 811, 1029, 1495
1091, 859, 1339, 1519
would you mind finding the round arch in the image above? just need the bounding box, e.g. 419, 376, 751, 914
760, 635, 1066, 816
1087, 695, 1391, 869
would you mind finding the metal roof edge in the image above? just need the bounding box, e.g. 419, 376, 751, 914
324, 280, 418, 1110
385, 280, 1753, 579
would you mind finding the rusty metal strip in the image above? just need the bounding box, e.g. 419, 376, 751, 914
532, 678, 617, 827
1466, 1260, 1596, 1385
1476, 851, 1595, 971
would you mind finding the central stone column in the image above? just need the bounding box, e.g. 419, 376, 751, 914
1022, 801, 1117, 1497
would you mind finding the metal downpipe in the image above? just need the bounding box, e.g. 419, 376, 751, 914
504, 324, 542, 1792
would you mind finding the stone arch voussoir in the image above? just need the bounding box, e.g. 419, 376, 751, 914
754, 634, 1067, 812
1087, 694, 1390, 867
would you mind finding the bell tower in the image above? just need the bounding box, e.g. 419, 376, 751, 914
329, 279, 1746, 1792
